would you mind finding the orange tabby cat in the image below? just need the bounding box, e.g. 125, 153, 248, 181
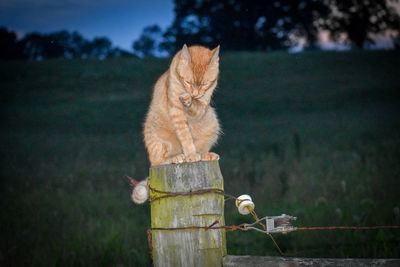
131, 44, 221, 204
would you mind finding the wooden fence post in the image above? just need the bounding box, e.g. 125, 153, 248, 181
149, 160, 227, 267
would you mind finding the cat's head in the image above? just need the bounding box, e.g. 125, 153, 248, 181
176, 44, 219, 99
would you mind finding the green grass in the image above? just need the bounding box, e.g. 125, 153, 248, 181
1, 50, 400, 266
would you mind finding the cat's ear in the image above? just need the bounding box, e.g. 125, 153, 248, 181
210, 45, 220, 65
180, 44, 191, 64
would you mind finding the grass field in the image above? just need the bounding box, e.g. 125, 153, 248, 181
1, 50, 400, 266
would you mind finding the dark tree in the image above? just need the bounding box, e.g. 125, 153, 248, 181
19, 31, 116, 60
0, 27, 23, 59
0, 28, 131, 60
162, 0, 266, 52
85, 37, 113, 59
394, 32, 400, 49
20, 30, 76, 59
325, 0, 400, 48
108, 48, 135, 58
68, 31, 89, 58
19, 33, 47, 60
160, 0, 331, 53
46, 31, 73, 58
278, 1, 330, 48
133, 25, 163, 57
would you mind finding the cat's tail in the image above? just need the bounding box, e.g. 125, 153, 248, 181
131, 177, 149, 204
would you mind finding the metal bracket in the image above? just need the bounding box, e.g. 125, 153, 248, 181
244, 214, 297, 234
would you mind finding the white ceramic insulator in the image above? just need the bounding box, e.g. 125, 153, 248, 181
235, 194, 255, 215
131, 178, 149, 204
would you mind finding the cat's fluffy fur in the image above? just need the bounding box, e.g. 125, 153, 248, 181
131, 44, 221, 204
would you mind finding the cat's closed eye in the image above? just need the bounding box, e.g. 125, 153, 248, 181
184, 80, 193, 86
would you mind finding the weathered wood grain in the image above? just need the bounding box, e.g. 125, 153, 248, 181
149, 161, 227, 267
223, 255, 400, 267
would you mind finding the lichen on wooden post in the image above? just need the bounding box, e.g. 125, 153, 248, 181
149, 160, 227, 267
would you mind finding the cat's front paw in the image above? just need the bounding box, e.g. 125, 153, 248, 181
164, 154, 186, 164
179, 93, 192, 108
201, 152, 220, 161
186, 153, 201, 162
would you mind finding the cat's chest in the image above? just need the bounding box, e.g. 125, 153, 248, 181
187, 110, 217, 136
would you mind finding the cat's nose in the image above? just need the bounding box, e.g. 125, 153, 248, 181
193, 89, 199, 97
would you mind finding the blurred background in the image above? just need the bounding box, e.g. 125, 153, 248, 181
1, 0, 400, 266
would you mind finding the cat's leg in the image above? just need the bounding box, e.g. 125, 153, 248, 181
176, 96, 204, 162
169, 102, 201, 163
149, 142, 188, 165
193, 117, 219, 162
147, 141, 169, 166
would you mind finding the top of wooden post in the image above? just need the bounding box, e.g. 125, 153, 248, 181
149, 160, 224, 193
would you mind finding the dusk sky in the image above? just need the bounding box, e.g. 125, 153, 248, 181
0, 0, 175, 51
1, 1, 399, 52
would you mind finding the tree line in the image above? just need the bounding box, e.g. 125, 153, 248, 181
2, 0, 400, 60
133, 0, 400, 56
0, 28, 134, 60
